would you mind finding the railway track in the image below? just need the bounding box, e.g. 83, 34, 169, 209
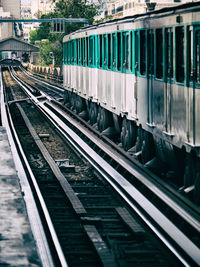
2, 68, 200, 266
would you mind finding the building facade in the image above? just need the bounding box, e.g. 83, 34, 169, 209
0, 7, 13, 40
1, 0, 21, 19
95, 0, 196, 21
21, 0, 55, 42
0, 0, 21, 40
31, 0, 55, 18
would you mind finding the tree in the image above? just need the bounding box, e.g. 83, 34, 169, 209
39, 40, 52, 66
32, 0, 99, 67
29, 30, 38, 45
53, 0, 99, 34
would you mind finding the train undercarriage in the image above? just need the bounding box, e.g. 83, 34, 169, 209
64, 90, 200, 205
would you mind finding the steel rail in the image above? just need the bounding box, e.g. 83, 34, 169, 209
2, 69, 68, 267
0, 69, 55, 266
45, 100, 200, 232
10, 68, 200, 230
36, 100, 200, 267
19, 67, 64, 92
16, 68, 200, 229
10, 70, 200, 266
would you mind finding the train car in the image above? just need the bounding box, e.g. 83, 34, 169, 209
63, 2, 200, 204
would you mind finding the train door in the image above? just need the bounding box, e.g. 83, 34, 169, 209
147, 29, 154, 125
134, 31, 139, 118
121, 32, 131, 112
72, 39, 76, 90
132, 31, 139, 118
188, 26, 200, 145
164, 28, 174, 133
121, 32, 127, 112
78, 39, 81, 92
85, 37, 89, 96
111, 33, 117, 108
75, 39, 79, 91
89, 36, 95, 97
102, 34, 107, 103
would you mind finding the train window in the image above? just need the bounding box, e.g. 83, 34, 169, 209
103, 35, 107, 68
195, 30, 200, 83
76, 39, 78, 65
130, 31, 133, 72
108, 34, 111, 69
65, 42, 69, 64
70, 42, 72, 64
99, 35, 103, 68
117, 32, 121, 71
140, 30, 146, 75
82, 38, 85, 66
80, 38, 83, 66
176, 27, 184, 83
165, 29, 173, 78
63, 43, 66, 64
67, 42, 70, 64
156, 29, 163, 79
86, 37, 89, 66
122, 33, 126, 70
89, 37, 93, 66
127, 34, 130, 70
69, 42, 71, 64
135, 31, 139, 72
94, 36, 96, 67
188, 28, 193, 81
78, 39, 81, 65
121, 32, 129, 71
148, 30, 154, 75
112, 34, 116, 70
71, 41, 75, 64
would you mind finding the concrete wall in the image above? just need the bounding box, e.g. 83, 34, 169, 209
1, 0, 21, 19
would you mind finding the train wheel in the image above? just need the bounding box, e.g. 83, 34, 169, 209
141, 131, 155, 164
97, 107, 111, 132
74, 96, 88, 120
80, 103, 89, 120
134, 127, 143, 153
75, 96, 83, 114
89, 103, 98, 126
70, 93, 76, 111
65, 91, 71, 107
194, 173, 200, 205
121, 118, 137, 151
184, 153, 195, 188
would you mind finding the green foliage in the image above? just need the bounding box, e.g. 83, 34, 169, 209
30, 30, 38, 45
33, 0, 99, 67
39, 40, 52, 66
53, 0, 99, 34
51, 40, 63, 66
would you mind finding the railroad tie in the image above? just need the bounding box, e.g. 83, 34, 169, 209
116, 207, 145, 235
8, 98, 30, 105
17, 104, 87, 216
83, 224, 117, 267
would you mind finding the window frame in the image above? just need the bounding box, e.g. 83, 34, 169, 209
139, 29, 147, 76
116, 31, 122, 72
111, 33, 117, 71
155, 28, 163, 80
175, 26, 185, 84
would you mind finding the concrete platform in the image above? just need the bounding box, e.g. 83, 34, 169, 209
0, 126, 41, 266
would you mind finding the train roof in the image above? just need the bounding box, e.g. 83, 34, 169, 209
63, 1, 200, 41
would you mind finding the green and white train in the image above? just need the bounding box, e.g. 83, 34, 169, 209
63, 2, 200, 204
